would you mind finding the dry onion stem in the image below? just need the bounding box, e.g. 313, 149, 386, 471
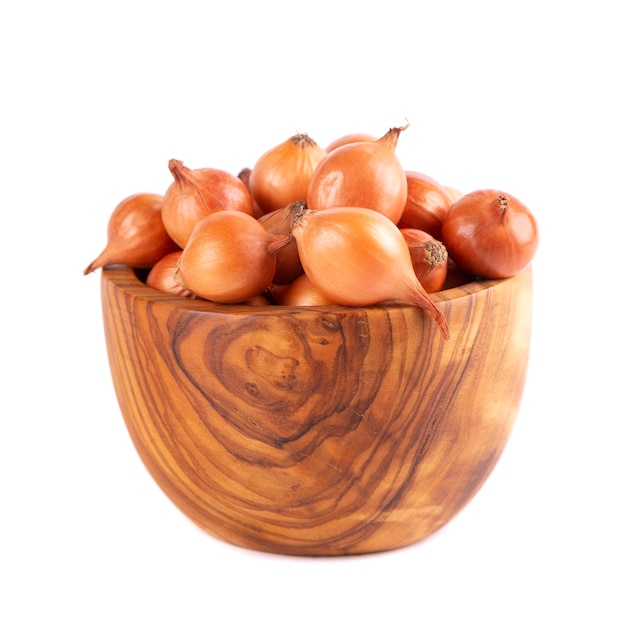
400, 228, 448, 293
258, 201, 304, 284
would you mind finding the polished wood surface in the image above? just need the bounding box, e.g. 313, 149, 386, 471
101, 266, 532, 555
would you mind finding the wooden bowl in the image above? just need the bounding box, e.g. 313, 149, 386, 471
101, 265, 532, 556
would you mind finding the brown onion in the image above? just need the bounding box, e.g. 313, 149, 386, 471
307, 124, 409, 224
400, 228, 448, 293
397, 171, 453, 239
325, 132, 377, 152
161, 159, 253, 248
241, 293, 272, 306
274, 273, 337, 306
237, 167, 264, 219
84, 193, 179, 275
257, 201, 304, 284
146, 251, 195, 298
445, 186, 464, 202
442, 189, 539, 279
248, 133, 327, 214
174, 211, 291, 303
291, 205, 450, 340
264, 283, 290, 305
442, 259, 473, 290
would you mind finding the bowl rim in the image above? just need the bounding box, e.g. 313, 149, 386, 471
101, 264, 514, 314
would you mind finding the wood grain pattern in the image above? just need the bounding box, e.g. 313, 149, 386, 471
101, 266, 533, 556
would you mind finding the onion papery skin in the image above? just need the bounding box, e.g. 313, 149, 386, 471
400, 228, 448, 293
291, 206, 449, 339
162, 159, 254, 248
276, 273, 337, 306
175, 211, 290, 304
248, 134, 327, 215
146, 251, 195, 298
441, 189, 539, 279
306, 126, 408, 224
442, 259, 473, 290
258, 201, 304, 284
237, 167, 264, 219
397, 171, 453, 239
445, 186, 464, 202
84, 193, 179, 275
325, 132, 377, 152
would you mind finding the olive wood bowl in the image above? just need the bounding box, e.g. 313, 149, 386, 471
100, 265, 532, 556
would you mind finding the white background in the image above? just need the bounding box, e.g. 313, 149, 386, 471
2, 1, 624, 623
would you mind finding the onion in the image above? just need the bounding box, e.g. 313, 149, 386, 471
441, 189, 539, 279
444, 186, 464, 202
400, 228, 448, 293
397, 170, 453, 239
306, 124, 409, 224
325, 132, 377, 152
84, 193, 179, 275
237, 167, 264, 219
241, 293, 272, 306
443, 259, 473, 290
273, 273, 337, 306
291, 205, 450, 340
257, 201, 304, 284
146, 251, 195, 298
161, 159, 253, 248
248, 133, 327, 214
264, 282, 290, 305
174, 211, 291, 303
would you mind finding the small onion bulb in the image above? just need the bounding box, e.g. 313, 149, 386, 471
174, 211, 291, 303
84, 193, 179, 275
291, 206, 450, 340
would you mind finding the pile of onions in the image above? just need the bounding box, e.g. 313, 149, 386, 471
84, 193, 179, 275
84, 123, 539, 345
161, 159, 253, 248
248, 133, 327, 214
307, 124, 409, 224
291, 205, 450, 340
